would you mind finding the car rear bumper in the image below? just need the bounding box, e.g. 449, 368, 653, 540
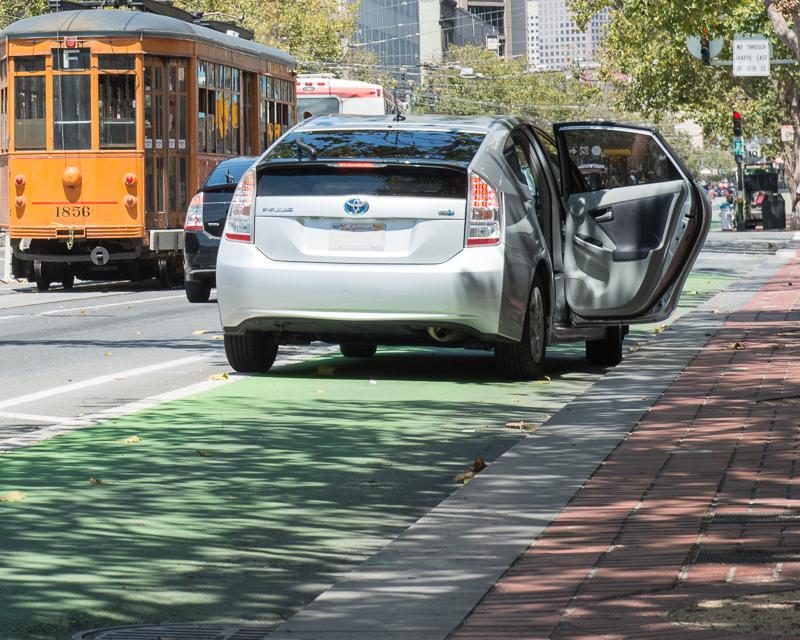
216, 241, 507, 341
183, 230, 220, 280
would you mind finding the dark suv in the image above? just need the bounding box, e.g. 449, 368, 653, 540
183, 157, 256, 302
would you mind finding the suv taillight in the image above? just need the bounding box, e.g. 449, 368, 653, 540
224, 168, 256, 243
467, 172, 502, 247
184, 192, 204, 231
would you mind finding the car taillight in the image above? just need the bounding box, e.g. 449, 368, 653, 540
467, 172, 502, 247
184, 192, 204, 231
224, 168, 256, 243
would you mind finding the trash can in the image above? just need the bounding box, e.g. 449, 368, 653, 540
762, 193, 787, 229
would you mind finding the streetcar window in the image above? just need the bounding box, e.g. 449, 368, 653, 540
14, 56, 45, 73
52, 48, 90, 71
53, 75, 91, 150
98, 55, 135, 71
14, 75, 45, 150
99, 74, 136, 148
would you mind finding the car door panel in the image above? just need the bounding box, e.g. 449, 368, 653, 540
555, 123, 709, 323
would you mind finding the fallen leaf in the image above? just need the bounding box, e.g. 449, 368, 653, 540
79, 309, 88, 315
455, 457, 488, 483
317, 365, 336, 376
192, 329, 209, 335
88, 476, 103, 485
119, 435, 140, 444
208, 372, 229, 381
536, 375, 551, 384
315, 389, 325, 394
727, 342, 747, 350
103, 351, 112, 357
196, 450, 212, 457
686, 290, 699, 295
511, 398, 521, 403
0, 491, 26, 502
369, 379, 378, 385
212, 336, 224, 341
652, 324, 668, 335
506, 421, 526, 429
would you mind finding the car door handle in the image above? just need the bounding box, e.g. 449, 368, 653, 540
589, 207, 613, 223
575, 234, 607, 249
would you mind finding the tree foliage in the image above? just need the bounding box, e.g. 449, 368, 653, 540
418, 45, 616, 126
569, 0, 800, 187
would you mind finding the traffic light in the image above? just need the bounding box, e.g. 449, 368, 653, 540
700, 39, 710, 66
733, 110, 743, 137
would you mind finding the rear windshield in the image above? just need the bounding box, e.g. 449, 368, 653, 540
266, 129, 485, 166
258, 165, 468, 199
204, 159, 255, 189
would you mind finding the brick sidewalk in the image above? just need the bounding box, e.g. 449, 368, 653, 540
452, 258, 800, 639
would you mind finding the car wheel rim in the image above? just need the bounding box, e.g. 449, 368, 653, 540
529, 286, 544, 361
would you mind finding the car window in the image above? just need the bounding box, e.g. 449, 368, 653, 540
258, 165, 467, 199
204, 159, 254, 189
505, 134, 545, 229
561, 128, 682, 193
532, 129, 561, 191
267, 129, 486, 167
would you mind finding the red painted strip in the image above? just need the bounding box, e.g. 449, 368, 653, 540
32, 201, 118, 205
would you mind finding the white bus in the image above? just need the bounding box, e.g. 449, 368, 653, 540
296, 75, 398, 119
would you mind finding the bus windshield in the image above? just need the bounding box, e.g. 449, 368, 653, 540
297, 97, 340, 120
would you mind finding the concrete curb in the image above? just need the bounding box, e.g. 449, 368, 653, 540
266, 254, 792, 640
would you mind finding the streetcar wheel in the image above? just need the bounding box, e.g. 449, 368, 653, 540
158, 258, 177, 288
34, 261, 51, 292
61, 271, 75, 290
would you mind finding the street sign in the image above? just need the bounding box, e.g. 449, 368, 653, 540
733, 136, 745, 157
733, 36, 770, 76
781, 125, 794, 142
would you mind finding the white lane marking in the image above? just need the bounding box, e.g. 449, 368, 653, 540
0, 410, 91, 425
39, 294, 185, 316
793, 232, 800, 241
0, 355, 206, 410
0, 314, 22, 321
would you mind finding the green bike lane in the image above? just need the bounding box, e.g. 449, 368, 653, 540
0, 271, 736, 640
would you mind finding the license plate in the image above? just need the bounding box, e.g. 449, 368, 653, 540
330, 223, 385, 250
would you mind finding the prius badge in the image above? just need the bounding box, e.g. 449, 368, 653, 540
344, 198, 370, 216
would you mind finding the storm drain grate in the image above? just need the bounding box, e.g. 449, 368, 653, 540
711, 512, 800, 525
73, 623, 274, 640
692, 548, 800, 564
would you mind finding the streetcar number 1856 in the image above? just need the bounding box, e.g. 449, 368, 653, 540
55, 206, 91, 218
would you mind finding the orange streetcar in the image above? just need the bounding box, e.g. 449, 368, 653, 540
0, 4, 296, 290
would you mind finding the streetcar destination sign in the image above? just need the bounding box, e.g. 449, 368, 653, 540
733, 36, 770, 77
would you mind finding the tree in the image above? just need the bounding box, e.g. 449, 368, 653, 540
569, 0, 800, 193
419, 45, 615, 125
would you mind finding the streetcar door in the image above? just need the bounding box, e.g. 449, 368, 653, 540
144, 57, 188, 230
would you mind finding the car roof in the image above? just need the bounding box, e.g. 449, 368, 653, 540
0, 10, 295, 66
215, 156, 258, 167
292, 114, 519, 134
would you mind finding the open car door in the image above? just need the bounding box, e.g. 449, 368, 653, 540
554, 123, 711, 324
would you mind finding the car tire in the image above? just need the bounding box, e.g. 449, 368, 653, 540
495, 274, 547, 379
224, 331, 279, 373
185, 279, 212, 303
340, 342, 377, 358
586, 326, 624, 366
34, 261, 51, 292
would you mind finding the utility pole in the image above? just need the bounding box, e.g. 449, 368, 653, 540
732, 110, 746, 230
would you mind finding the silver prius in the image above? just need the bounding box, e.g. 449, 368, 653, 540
216, 115, 710, 378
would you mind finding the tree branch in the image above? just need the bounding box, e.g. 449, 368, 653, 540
766, 0, 800, 59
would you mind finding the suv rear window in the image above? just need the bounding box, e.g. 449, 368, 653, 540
267, 129, 485, 166
258, 165, 467, 199
204, 158, 255, 189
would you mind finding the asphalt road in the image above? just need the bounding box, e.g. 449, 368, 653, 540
0, 231, 796, 639
0, 229, 792, 440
